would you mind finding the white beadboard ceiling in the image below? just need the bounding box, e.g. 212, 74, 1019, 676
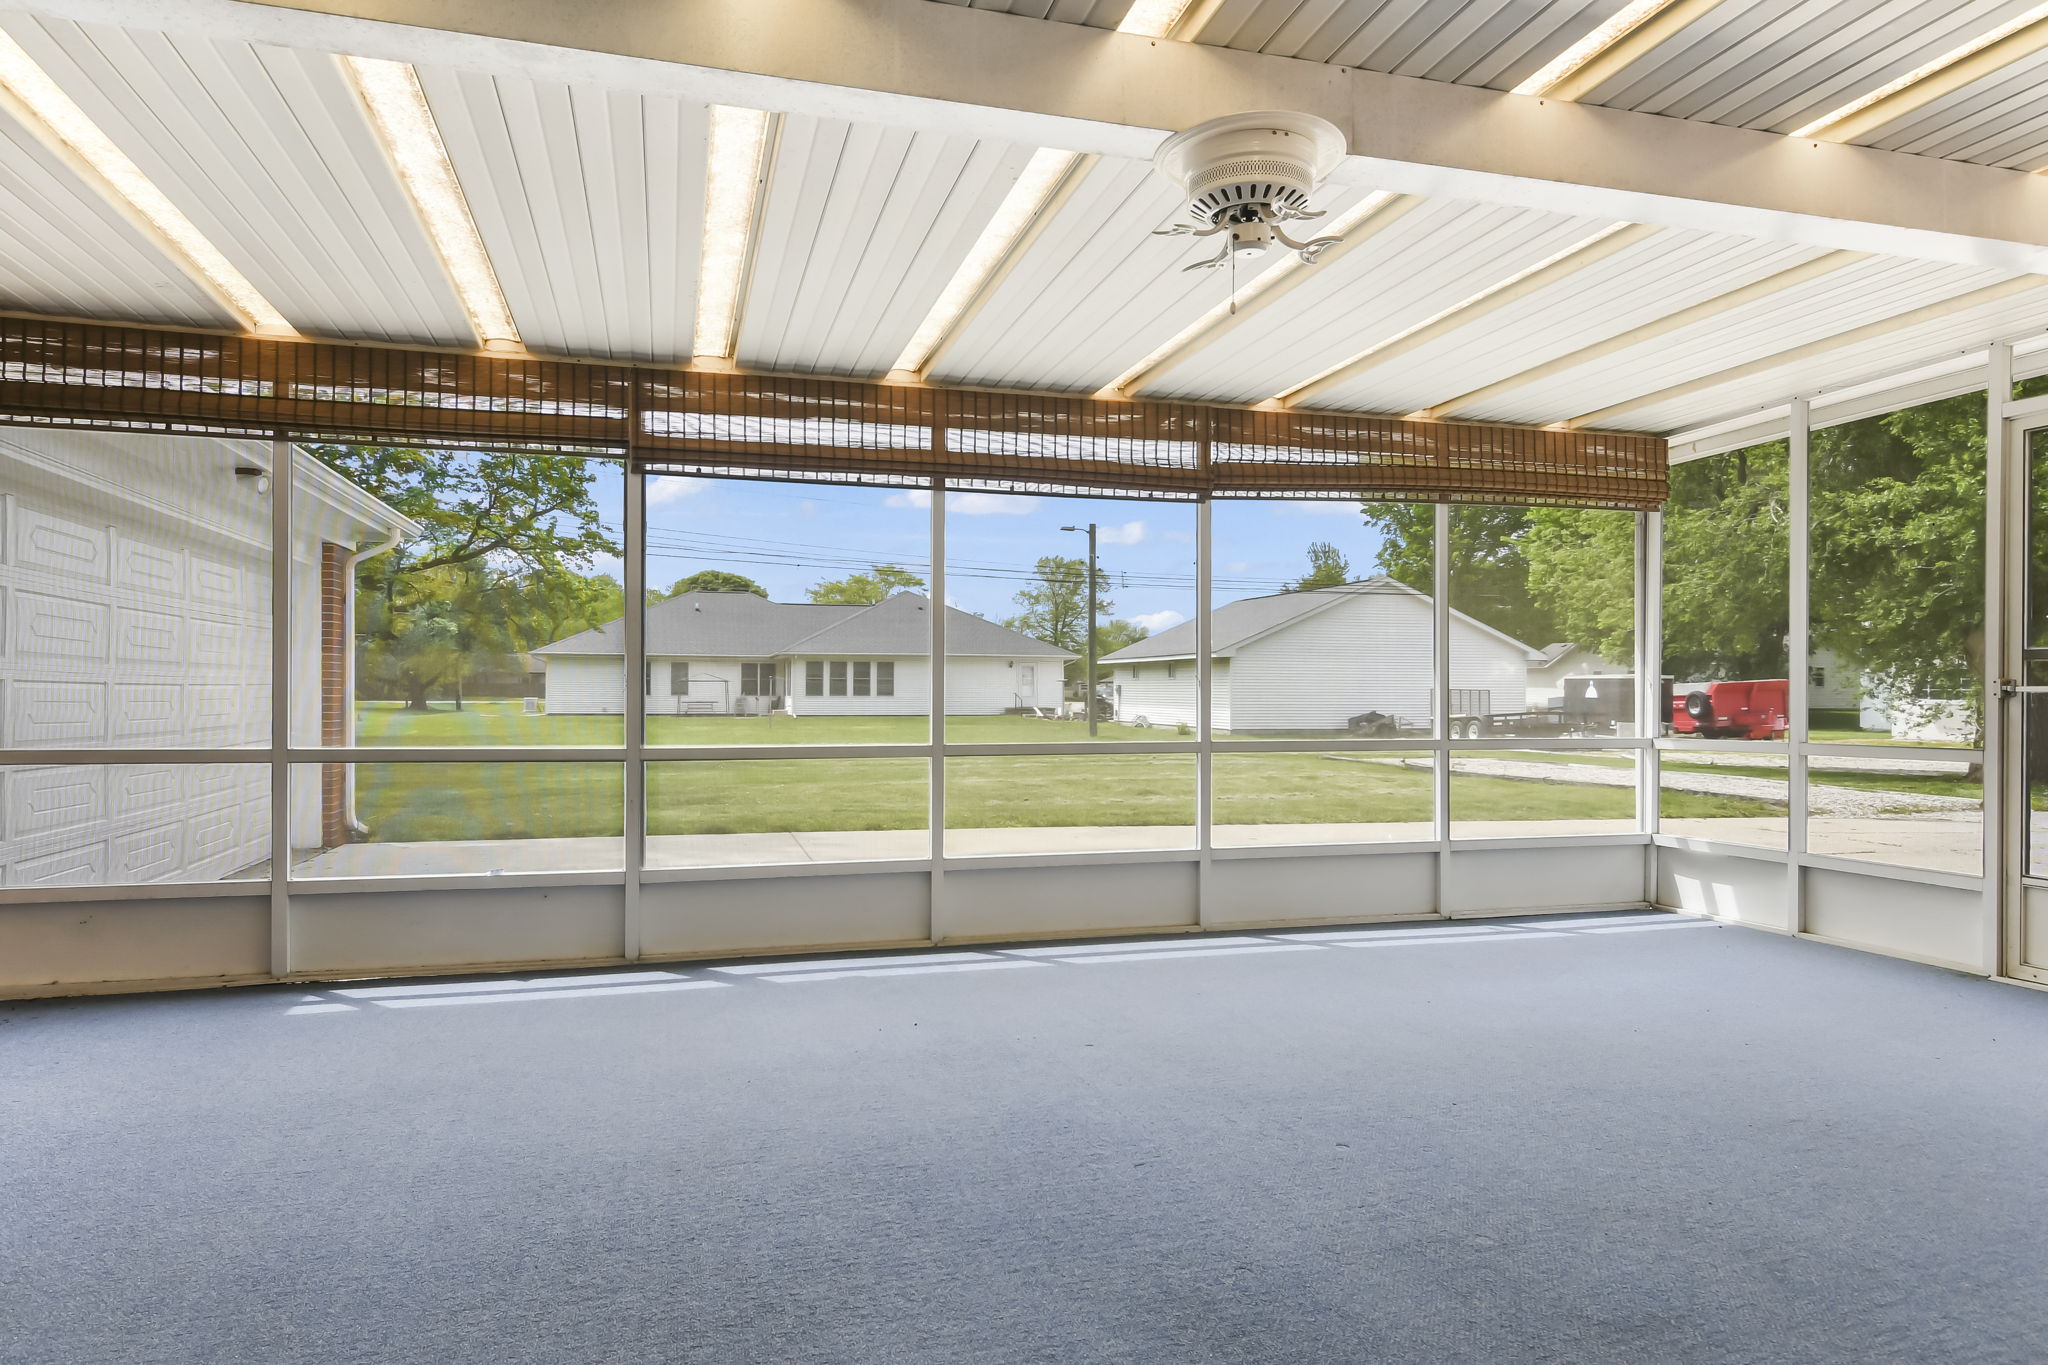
0, 1, 2043, 446
1145, 197, 1616, 405
414, 66, 707, 363
737, 115, 1035, 377
0, 13, 472, 345
0, 110, 230, 327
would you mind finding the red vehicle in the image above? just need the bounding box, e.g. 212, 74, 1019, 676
1669, 678, 1788, 740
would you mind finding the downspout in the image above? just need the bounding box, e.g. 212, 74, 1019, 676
342, 526, 405, 837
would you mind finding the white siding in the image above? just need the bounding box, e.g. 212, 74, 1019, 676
1113, 660, 1204, 730
789, 656, 931, 716
1447, 617, 1536, 721
1109, 593, 1537, 734
645, 657, 749, 716
543, 655, 627, 714
1230, 591, 1440, 733
546, 654, 1048, 717
940, 656, 1063, 715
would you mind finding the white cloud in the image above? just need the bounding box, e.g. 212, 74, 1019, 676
1225, 560, 1251, 574
647, 476, 707, 505
1096, 520, 1146, 546
950, 492, 1038, 515
884, 489, 1038, 515
1127, 609, 1185, 633
1285, 499, 1362, 516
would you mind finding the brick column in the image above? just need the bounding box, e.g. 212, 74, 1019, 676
319, 543, 350, 848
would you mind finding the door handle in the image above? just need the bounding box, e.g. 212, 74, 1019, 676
1998, 681, 2048, 697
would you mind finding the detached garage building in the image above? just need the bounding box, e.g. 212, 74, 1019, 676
1103, 578, 1544, 734
537, 589, 1071, 716
0, 428, 412, 887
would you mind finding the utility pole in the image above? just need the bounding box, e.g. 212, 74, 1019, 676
1062, 522, 1099, 736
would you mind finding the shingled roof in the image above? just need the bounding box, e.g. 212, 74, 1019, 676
1100, 578, 1543, 663
536, 590, 1070, 659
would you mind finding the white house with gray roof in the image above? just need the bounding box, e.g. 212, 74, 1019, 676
1100, 577, 1544, 735
536, 590, 1072, 716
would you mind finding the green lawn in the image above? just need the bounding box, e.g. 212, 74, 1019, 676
351, 701, 1174, 746
346, 703, 1776, 841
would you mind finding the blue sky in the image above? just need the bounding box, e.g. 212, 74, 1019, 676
602, 473, 1391, 630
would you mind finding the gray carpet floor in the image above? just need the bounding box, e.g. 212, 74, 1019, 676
8, 913, 2048, 1364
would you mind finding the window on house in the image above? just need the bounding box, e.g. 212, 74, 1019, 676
643, 662, 653, 694
1809, 667, 1827, 688
876, 661, 894, 697
852, 661, 871, 696
642, 471, 929, 745
1166, 662, 1178, 679
670, 662, 689, 696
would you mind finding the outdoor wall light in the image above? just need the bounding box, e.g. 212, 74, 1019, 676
234, 464, 271, 495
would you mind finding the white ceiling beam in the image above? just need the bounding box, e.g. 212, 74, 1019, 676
31, 0, 2048, 273
1417, 250, 1872, 420
1566, 275, 2048, 428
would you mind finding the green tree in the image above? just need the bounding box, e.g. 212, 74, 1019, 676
808, 563, 926, 604
1290, 540, 1352, 590
654, 569, 767, 601
1521, 508, 1636, 664
1661, 443, 1790, 681
502, 568, 624, 649
1004, 555, 1115, 679
1809, 395, 1984, 731
306, 444, 616, 710
1095, 618, 1152, 657
1361, 503, 1562, 646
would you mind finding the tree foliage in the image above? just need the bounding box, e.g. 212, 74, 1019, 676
1095, 618, 1152, 657
1662, 445, 1790, 681
1005, 555, 1115, 679
808, 563, 926, 604
654, 569, 767, 600
305, 444, 617, 709
1355, 392, 1987, 739
1290, 540, 1352, 590
1808, 396, 1984, 714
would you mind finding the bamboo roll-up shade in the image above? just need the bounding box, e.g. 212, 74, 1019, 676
0, 317, 1667, 507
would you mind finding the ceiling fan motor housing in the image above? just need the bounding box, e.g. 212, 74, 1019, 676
1153, 111, 1348, 226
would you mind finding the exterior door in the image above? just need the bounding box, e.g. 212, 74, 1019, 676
2006, 421, 2048, 981
1017, 663, 1036, 706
